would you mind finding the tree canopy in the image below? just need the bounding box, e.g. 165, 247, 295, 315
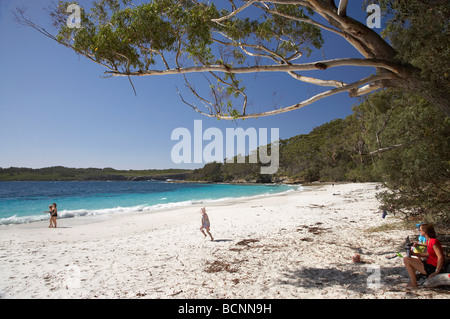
16, 0, 450, 119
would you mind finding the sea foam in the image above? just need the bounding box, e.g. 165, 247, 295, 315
0, 182, 301, 226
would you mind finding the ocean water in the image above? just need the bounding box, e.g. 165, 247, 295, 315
0, 181, 300, 226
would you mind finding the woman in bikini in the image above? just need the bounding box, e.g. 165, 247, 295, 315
50, 203, 58, 228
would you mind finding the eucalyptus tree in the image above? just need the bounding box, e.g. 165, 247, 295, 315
353, 89, 450, 221
16, 0, 449, 119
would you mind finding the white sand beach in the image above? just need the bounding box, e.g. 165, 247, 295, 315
0, 182, 448, 299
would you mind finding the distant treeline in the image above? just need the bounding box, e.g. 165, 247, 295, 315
0, 166, 191, 181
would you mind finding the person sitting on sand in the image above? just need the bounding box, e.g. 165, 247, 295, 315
199, 207, 214, 241
403, 223, 445, 288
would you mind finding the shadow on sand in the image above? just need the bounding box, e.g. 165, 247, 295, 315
279, 264, 407, 294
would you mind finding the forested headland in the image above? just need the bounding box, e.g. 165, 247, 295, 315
189, 90, 449, 223
0, 167, 191, 182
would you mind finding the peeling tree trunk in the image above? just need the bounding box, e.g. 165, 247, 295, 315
308, 1, 449, 116
307, 0, 397, 60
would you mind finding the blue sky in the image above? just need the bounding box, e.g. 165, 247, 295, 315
0, 0, 384, 170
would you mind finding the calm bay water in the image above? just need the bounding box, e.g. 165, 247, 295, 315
0, 181, 300, 226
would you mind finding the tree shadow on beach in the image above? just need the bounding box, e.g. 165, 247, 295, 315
279, 264, 407, 294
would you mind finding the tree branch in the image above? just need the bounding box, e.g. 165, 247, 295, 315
259, 6, 345, 37
105, 58, 402, 77
362, 138, 420, 156
197, 73, 395, 119
288, 72, 345, 87
213, 31, 346, 88
305, 0, 398, 60
362, 144, 405, 156
211, 0, 257, 23
337, 0, 348, 17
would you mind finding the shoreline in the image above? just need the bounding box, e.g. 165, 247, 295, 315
0, 182, 448, 299
0, 182, 303, 228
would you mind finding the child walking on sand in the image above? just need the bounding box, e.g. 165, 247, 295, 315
199, 207, 214, 241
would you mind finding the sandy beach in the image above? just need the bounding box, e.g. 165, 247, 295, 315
0, 182, 448, 299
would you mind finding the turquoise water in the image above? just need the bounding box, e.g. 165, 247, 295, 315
0, 181, 300, 225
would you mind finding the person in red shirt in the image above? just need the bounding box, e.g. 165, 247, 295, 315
403, 224, 445, 288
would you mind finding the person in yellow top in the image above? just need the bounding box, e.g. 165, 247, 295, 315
413, 223, 427, 254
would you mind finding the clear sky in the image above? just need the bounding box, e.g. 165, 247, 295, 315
0, 0, 384, 170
